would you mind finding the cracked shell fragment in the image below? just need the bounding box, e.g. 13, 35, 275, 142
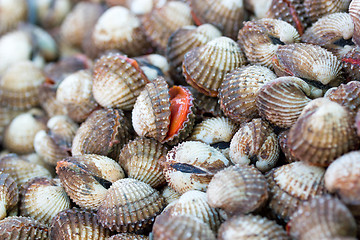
0, 216, 49, 239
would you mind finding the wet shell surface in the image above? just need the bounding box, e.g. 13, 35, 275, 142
219, 65, 277, 123
229, 118, 280, 172
162, 141, 230, 194
50, 208, 111, 240
182, 36, 247, 97
0, 216, 49, 239
342, 46, 360, 81
97, 178, 165, 233
0, 172, 18, 220
218, 214, 289, 240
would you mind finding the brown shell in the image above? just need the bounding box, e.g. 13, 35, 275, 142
38, 83, 68, 118
47, 115, 78, 150
229, 118, 280, 172
108, 233, 149, 240
118, 137, 168, 188
0, 172, 18, 220
278, 130, 300, 163
219, 65, 277, 123
288, 98, 360, 166
256, 76, 312, 128
265, 161, 326, 222
0, 0, 27, 35
161, 185, 181, 206
50, 208, 111, 240
97, 178, 165, 232
0, 216, 49, 239
191, 90, 223, 121
342, 46, 360, 81
350, 0, 360, 46
289, 195, 357, 240
244, 0, 272, 19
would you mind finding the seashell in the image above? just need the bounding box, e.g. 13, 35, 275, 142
92, 53, 149, 110
244, 0, 272, 19
206, 164, 268, 215
97, 178, 165, 232
72, 108, 132, 159
161, 185, 181, 205
265, 161, 326, 222
108, 233, 149, 240
47, 115, 78, 150
0, 172, 18, 220
229, 118, 280, 172
183, 36, 247, 97
56, 70, 99, 122
118, 137, 168, 188
237, 18, 300, 69
256, 76, 312, 128
0, 216, 49, 239
20, 152, 55, 177
20, 178, 70, 225
342, 46, 360, 81
3, 109, 47, 154
56, 154, 125, 210
0, 60, 45, 110
134, 54, 170, 80
190, 90, 223, 121
288, 98, 360, 166
0, 0, 27, 35
278, 130, 300, 163
50, 208, 111, 240
162, 141, 230, 194
0, 107, 22, 145
141, 1, 193, 53
166, 24, 222, 84
219, 65, 277, 123
164, 190, 222, 232
38, 83, 68, 118
106, 0, 153, 15
350, 0, 360, 46
356, 109, 360, 137
218, 214, 289, 240
289, 195, 357, 240
92, 6, 151, 57
152, 214, 216, 240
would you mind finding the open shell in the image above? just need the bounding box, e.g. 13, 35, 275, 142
0, 172, 18, 220
0, 216, 49, 239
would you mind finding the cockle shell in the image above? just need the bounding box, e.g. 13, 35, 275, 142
278, 130, 300, 163
0, 107, 22, 145
161, 185, 181, 205
0, 0, 27, 35
229, 118, 280, 172
108, 233, 149, 240
97, 178, 165, 232
350, 0, 360, 46
0, 172, 18, 220
244, 0, 272, 19
106, 0, 153, 15
342, 46, 360, 81
191, 90, 223, 121
0, 216, 49, 239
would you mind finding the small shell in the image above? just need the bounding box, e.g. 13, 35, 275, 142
0, 107, 22, 145
162, 141, 230, 194
47, 115, 78, 150
0, 172, 18, 220
38, 83, 68, 118
289, 195, 357, 240
244, 0, 272, 19
161, 185, 181, 205
108, 233, 149, 240
20, 178, 70, 225
191, 90, 223, 121
350, 0, 360, 45
229, 118, 280, 172
206, 164, 268, 215
342, 46, 360, 81
106, 0, 153, 15
219, 65, 277, 123
29, 0, 71, 28
152, 214, 216, 240
97, 178, 165, 232
50, 208, 111, 240
0, 0, 27, 35
265, 161, 326, 222
118, 137, 168, 188
278, 130, 300, 163
218, 214, 289, 240
134, 54, 170, 80
0, 216, 49, 239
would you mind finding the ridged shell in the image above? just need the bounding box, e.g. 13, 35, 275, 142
29, 0, 71, 28
342, 46, 360, 81
47, 115, 78, 149
278, 130, 299, 163
206, 164, 268, 215
244, 0, 272, 19
92, 53, 149, 110
105, 0, 153, 15
0, 216, 49, 239
0, 0, 27, 35
218, 214, 289, 240
288, 98, 360, 166
162, 141, 230, 194
56, 154, 125, 210
20, 178, 70, 225
289, 195, 357, 240
50, 208, 111, 240
161, 185, 181, 205
152, 214, 216, 240
219, 65, 277, 123
304, 0, 351, 24
183, 36, 247, 97
118, 137, 168, 188
256, 76, 312, 128
0, 107, 22, 145
0, 172, 18, 220
350, 0, 360, 46
71, 108, 131, 159
265, 161, 326, 222
38, 83, 68, 118
108, 233, 149, 240
97, 178, 165, 232
229, 118, 280, 172
191, 90, 223, 121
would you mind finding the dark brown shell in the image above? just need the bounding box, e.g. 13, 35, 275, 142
0, 172, 18, 220
0, 216, 49, 239
108, 233, 149, 240
342, 46, 360, 81
350, 0, 360, 46
278, 130, 300, 163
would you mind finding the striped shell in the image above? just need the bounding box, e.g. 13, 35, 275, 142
0, 172, 18, 220
278, 130, 300, 163
0, 107, 22, 145
108, 233, 149, 240
0, 216, 49, 239
350, 0, 360, 46
161, 185, 181, 205
0, 0, 27, 35
342, 46, 360, 81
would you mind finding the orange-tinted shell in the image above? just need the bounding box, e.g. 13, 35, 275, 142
342, 46, 360, 81
0, 216, 49, 239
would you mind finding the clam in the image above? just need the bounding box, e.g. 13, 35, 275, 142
342, 46, 360, 81
244, 0, 272, 19
0, 107, 22, 145
161, 185, 181, 206
106, 0, 153, 15
0, 0, 27, 35
350, 0, 360, 45
0, 216, 49, 239
108, 233, 149, 240
134, 54, 170, 80
191, 90, 223, 121
278, 130, 300, 163
0, 172, 18, 220
303, 0, 351, 24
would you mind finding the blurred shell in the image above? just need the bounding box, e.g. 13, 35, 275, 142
152, 214, 216, 240
342, 46, 360, 81
106, 0, 153, 15
161, 185, 181, 205
219, 65, 277, 123
265, 161, 326, 222
289, 195, 357, 240
108, 233, 149, 240
188, 0, 246, 39
229, 118, 279, 172
0, 0, 27, 35
218, 214, 288, 240
278, 130, 300, 163
134, 54, 170, 79
244, 0, 272, 19
162, 141, 230, 194
97, 178, 165, 232
38, 83, 68, 118
0, 216, 49, 239
118, 137, 168, 188
47, 115, 78, 149
0, 107, 22, 145
72, 108, 132, 159
141, 1, 193, 53
50, 208, 111, 240
256, 76, 312, 128
350, 0, 360, 45
0, 172, 18, 220
183, 36, 247, 97
20, 178, 70, 225
29, 0, 71, 28
206, 164, 268, 215
19, 152, 55, 177
92, 53, 149, 110
288, 98, 359, 166
56, 154, 125, 210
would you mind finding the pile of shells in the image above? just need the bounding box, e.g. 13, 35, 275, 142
0, 0, 360, 239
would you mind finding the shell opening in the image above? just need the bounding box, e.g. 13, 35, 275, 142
333, 38, 354, 47
269, 35, 285, 45
93, 175, 112, 189
210, 141, 230, 149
